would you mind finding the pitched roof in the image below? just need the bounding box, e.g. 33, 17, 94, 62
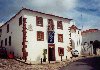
70, 25, 78, 30
0, 8, 73, 28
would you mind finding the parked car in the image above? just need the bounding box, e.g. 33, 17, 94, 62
71, 49, 79, 57
0, 47, 7, 58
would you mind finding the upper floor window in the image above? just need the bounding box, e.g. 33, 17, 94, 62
7, 24, 9, 33
37, 31, 44, 41
36, 16, 43, 27
57, 21, 63, 30
1, 40, 3, 47
5, 38, 7, 46
48, 19, 54, 31
0, 29, 2, 37
58, 47, 64, 56
78, 31, 79, 34
9, 36, 11, 46
19, 16, 22, 26
0, 29, 2, 33
58, 34, 63, 42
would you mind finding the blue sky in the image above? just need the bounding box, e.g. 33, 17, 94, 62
0, 0, 100, 30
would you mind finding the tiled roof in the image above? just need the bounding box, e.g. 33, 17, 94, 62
81, 29, 99, 35
70, 25, 78, 30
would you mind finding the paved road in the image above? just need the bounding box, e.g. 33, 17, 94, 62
60, 57, 100, 70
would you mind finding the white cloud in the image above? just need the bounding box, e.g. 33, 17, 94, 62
0, 22, 4, 26
1, 0, 100, 31
26, 0, 77, 13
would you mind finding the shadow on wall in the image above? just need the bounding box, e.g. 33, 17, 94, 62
93, 40, 100, 55
36, 55, 41, 61
71, 39, 75, 49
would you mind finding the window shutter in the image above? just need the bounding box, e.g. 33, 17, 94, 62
19, 16, 22, 26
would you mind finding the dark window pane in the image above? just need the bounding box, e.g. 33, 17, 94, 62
19, 16, 22, 26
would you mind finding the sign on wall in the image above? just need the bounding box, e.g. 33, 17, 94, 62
48, 31, 55, 43
27, 24, 33, 31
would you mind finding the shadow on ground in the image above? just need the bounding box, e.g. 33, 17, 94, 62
60, 56, 100, 70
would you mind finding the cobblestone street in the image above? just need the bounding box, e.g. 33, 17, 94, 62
0, 57, 82, 70
0, 55, 98, 70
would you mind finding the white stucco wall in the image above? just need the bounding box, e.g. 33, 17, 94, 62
70, 29, 82, 55
0, 11, 24, 58
0, 9, 72, 62
23, 10, 71, 61
82, 31, 100, 43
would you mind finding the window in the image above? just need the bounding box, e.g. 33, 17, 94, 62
58, 34, 63, 42
77, 41, 78, 46
1, 40, 3, 47
37, 31, 44, 41
79, 39, 80, 45
78, 31, 79, 34
0, 29, 2, 33
19, 16, 22, 26
57, 21, 63, 29
48, 19, 54, 31
0, 29, 2, 37
5, 38, 7, 46
36, 16, 43, 27
9, 36, 11, 46
58, 47, 64, 56
7, 24, 9, 33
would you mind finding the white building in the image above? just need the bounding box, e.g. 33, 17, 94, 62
0, 8, 72, 62
82, 29, 100, 43
69, 25, 82, 55
81, 29, 100, 55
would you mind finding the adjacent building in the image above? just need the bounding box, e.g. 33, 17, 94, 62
69, 24, 82, 55
81, 29, 100, 55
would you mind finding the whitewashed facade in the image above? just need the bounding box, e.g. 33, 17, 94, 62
82, 29, 100, 43
0, 8, 72, 62
70, 25, 82, 55
81, 29, 100, 55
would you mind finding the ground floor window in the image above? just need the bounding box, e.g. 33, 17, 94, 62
5, 38, 7, 46
9, 36, 11, 46
58, 47, 64, 56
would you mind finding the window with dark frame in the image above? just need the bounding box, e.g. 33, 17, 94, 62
1, 40, 3, 47
48, 19, 54, 31
37, 31, 44, 41
57, 21, 63, 29
0, 29, 2, 37
0, 29, 2, 33
5, 38, 7, 46
58, 34, 63, 42
19, 16, 22, 26
78, 31, 79, 34
7, 24, 9, 33
58, 47, 64, 56
36, 16, 43, 27
9, 36, 11, 46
